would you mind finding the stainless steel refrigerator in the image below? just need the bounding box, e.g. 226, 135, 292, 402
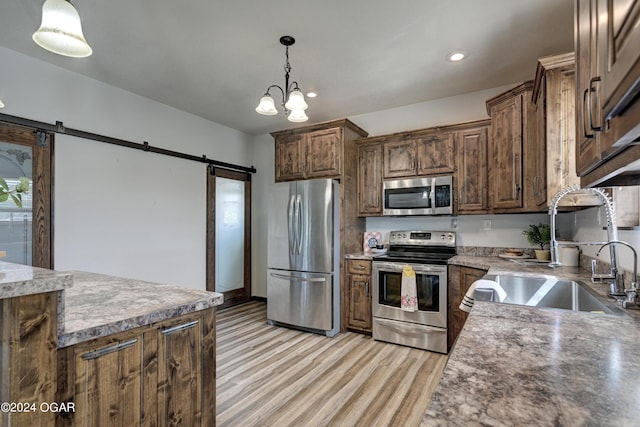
267, 179, 340, 337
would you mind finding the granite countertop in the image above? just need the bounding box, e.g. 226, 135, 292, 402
0, 261, 73, 298
0, 262, 223, 348
58, 271, 223, 348
423, 255, 640, 425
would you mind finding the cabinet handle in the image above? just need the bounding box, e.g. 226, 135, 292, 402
161, 320, 199, 336
81, 338, 138, 360
353, 265, 366, 270
588, 76, 602, 131
583, 88, 594, 139
533, 176, 538, 196
365, 282, 369, 296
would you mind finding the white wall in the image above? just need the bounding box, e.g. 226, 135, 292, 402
1, 47, 254, 290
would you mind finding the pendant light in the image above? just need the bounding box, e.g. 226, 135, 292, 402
32, 0, 92, 58
256, 36, 309, 123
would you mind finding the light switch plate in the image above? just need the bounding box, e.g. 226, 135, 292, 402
483, 219, 492, 231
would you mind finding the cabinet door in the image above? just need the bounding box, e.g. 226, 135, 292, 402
416, 132, 455, 175
383, 139, 417, 178
596, 0, 640, 157
575, 0, 602, 175
447, 266, 487, 349
490, 96, 523, 210
306, 127, 343, 179
456, 126, 488, 213
275, 134, 306, 182
73, 334, 143, 426
347, 273, 372, 332
357, 142, 383, 216
157, 316, 203, 427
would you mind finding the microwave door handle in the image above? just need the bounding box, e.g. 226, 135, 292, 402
430, 179, 436, 213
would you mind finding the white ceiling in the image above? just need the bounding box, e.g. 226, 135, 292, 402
0, 0, 574, 136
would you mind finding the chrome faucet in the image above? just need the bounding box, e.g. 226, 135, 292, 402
596, 240, 639, 309
548, 185, 624, 296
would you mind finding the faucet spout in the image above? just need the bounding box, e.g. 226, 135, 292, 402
596, 240, 638, 294
548, 185, 622, 295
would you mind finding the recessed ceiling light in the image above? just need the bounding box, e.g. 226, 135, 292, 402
447, 52, 465, 62
306, 92, 317, 98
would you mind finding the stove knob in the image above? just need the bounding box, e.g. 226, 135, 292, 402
440, 234, 445, 240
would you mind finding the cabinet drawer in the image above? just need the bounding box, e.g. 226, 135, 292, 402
347, 259, 371, 274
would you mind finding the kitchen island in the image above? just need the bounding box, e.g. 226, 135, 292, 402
0, 261, 223, 427
423, 256, 640, 426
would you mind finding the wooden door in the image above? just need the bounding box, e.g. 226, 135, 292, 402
73, 334, 143, 426
0, 123, 52, 268
456, 126, 488, 213
575, 0, 602, 175
207, 167, 251, 308
157, 316, 203, 427
306, 127, 342, 179
357, 142, 383, 216
416, 132, 455, 175
383, 139, 417, 178
489, 96, 523, 210
274, 134, 306, 182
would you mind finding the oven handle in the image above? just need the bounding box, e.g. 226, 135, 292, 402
372, 261, 447, 273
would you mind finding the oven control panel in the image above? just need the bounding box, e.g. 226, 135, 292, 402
388, 230, 456, 247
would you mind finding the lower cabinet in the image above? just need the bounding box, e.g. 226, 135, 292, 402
346, 259, 372, 334
447, 265, 487, 350
56, 309, 216, 426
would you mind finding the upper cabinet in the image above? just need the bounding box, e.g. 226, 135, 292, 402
274, 126, 345, 181
575, 0, 640, 186
456, 122, 490, 214
357, 141, 383, 216
532, 52, 603, 208
486, 81, 542, 213
382, 131, 455, 178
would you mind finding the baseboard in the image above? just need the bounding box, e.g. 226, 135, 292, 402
252, 296, 267, 303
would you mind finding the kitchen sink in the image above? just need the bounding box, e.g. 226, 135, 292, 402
479, 274, 625, 315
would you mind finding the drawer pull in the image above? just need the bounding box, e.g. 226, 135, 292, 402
81, 339, 138, 360
161, 320, 199, 336
353, 265, 366, 270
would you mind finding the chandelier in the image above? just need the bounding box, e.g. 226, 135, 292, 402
32, 0, 92, 58
255, 36, 309, 123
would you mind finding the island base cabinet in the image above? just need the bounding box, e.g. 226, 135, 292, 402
0, 292, 58, 427
56, 309, 216, 427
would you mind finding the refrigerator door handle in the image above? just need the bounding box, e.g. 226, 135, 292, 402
269, 272, 327, 283
288, 194, 295, 256
295, 193, 303, 254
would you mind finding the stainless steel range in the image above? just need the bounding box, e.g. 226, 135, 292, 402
372, 230, 456, 353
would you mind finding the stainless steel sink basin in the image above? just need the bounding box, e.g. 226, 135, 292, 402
479, 274, 625, 315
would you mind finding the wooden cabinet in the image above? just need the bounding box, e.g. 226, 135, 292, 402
447, 265, 487, 350
455, 122, 490, 214
345, 259, 372, 334
533, 53, 603, 208
575, 0, 640, 186
274, 127, 343, 181
1, 292, 58, 427
56, 309, 216, 426
382, 131, 455, 178
357, 141, 383, 216
486, 81, 541, 212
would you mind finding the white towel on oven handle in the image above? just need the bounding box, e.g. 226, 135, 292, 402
459, 279, 507, 313
400, 265, 418, 312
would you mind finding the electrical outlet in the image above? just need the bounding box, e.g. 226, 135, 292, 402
451, 218, 458, 229
483, 219, 492, 231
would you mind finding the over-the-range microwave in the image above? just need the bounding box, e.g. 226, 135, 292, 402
382, 176, 453, 216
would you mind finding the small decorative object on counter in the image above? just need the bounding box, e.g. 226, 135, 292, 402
363, 231, 382, 254
522, 223, 552, 261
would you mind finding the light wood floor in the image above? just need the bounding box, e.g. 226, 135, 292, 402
216, 301, 448, 427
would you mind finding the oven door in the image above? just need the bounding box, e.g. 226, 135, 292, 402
372, 261, 447, 328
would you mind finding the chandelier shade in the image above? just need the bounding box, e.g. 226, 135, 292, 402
32, 0, 92, 58
256, 35, 309, 122
256, 95, 278, 115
